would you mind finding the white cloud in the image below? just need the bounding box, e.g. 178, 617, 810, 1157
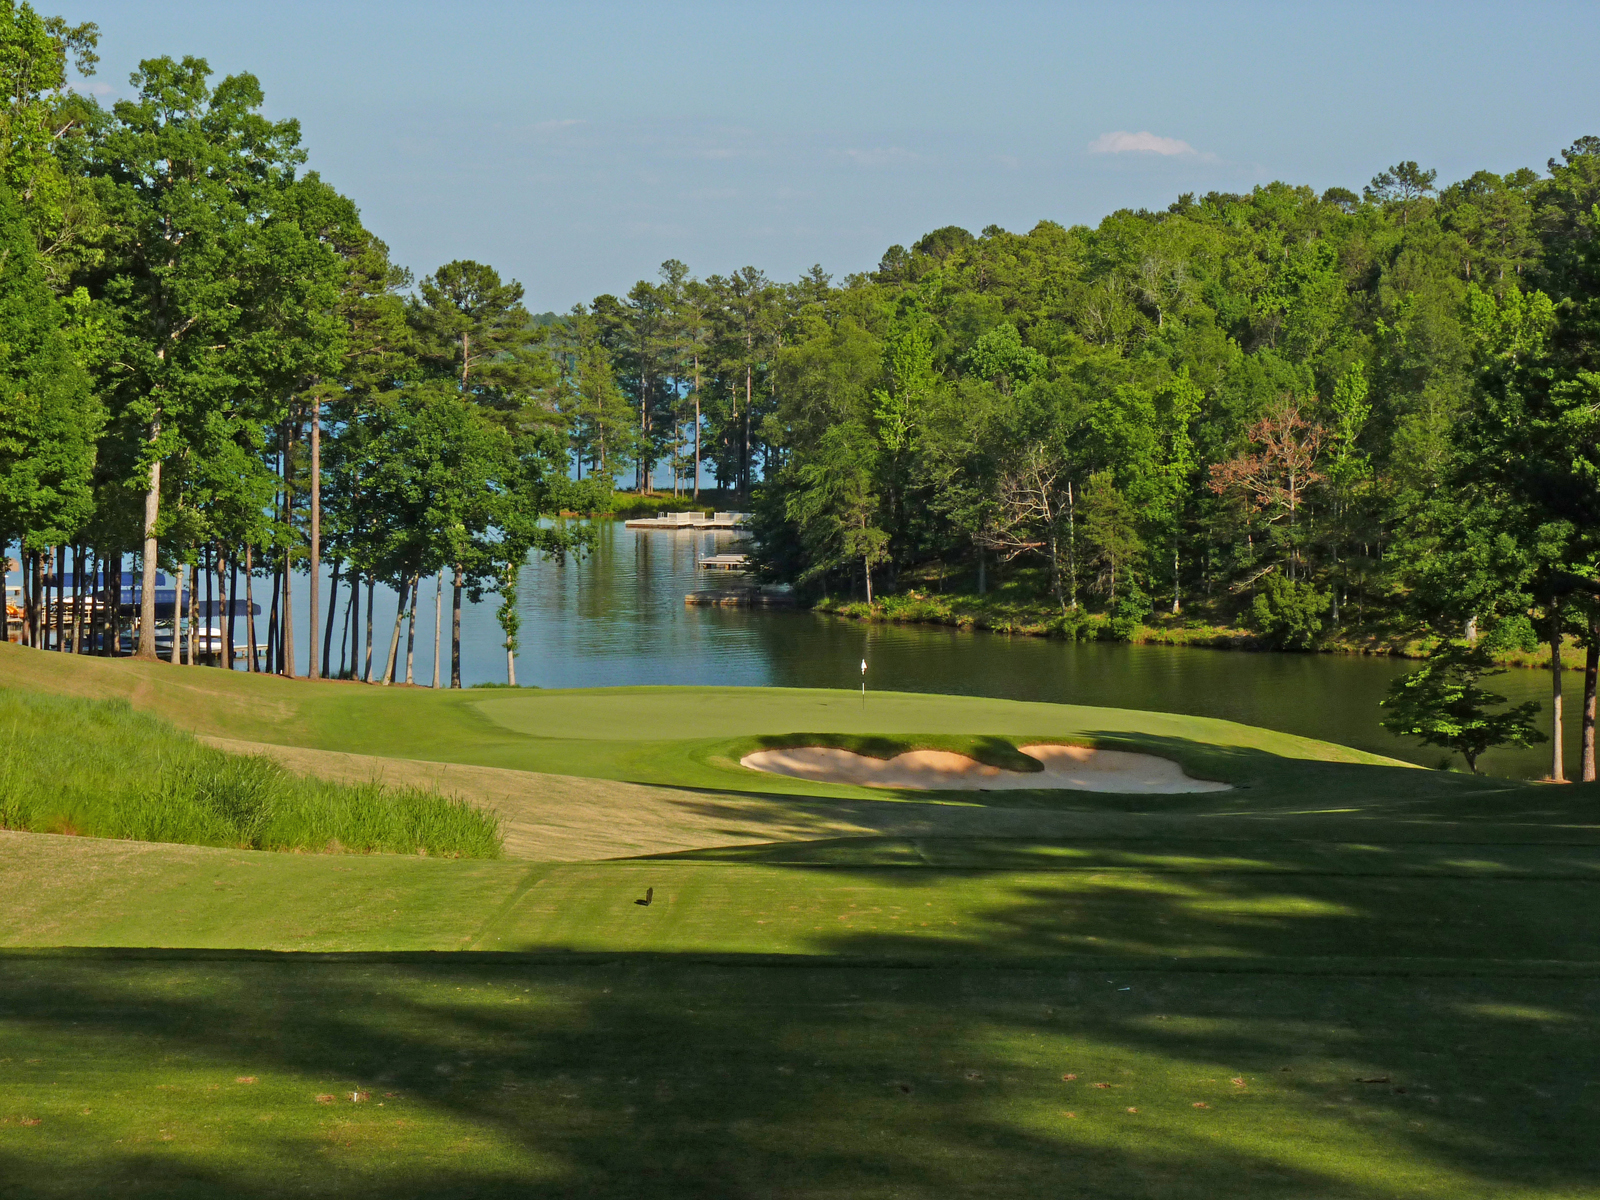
839, 146, 919, 168
66, 81, 112, 96
1088, 130, 1199, 157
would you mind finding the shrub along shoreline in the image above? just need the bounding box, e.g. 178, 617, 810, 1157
0, 689, 501, 858
811, 592, 1587, 670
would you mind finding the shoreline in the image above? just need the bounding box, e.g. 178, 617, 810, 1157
810, 594, 1588, 672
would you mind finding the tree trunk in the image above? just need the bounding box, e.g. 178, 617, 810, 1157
432, 568, 443, 688
225, 555, 238, 670
1583, 612, 1598, 783
54, 546, 64, 650
21, 549, 33, 647
322, 559, 341, 680
245, 546, 257, 671
204, 547, 215, 665
362, 576, 375, 682
405, 574, 418, 685
506, 638, 516, 687
693, 357, 701, 501
451, 567, 463, 688
281, 429, 296, 678
1048, 526, 1066, 613
136, 423, 161, 659
1172, 544, 1181, 615
1066, 481, 1078, 610
265, 561, 279, 674
187, 560, 198, 665
169, 555, 183, 665
348, 571, 361, 678
281, 551, 294, 677
70, 546, 83, 654
1551, 602, 1565, 783
864, 555, 873, 606
381, 576, 407, 685
107, 552, 122, 655
308, 398, 321, 678
976, 543, 986, 596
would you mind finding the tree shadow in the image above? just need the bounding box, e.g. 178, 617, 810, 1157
9, 947, 1594, 1199
5, 814, 1599, 1200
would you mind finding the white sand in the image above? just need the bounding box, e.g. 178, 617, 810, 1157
739, 742, 1231, 793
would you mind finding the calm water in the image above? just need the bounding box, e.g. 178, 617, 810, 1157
234, 519, 1579, 780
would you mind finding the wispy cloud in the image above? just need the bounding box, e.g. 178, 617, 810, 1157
1088, 130, 1208, 158
66, 80, 112, 96
838, 146, 919, 168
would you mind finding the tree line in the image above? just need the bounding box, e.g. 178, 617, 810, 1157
0, 4, 601, 685
3, 4, 1598, 776
560, 146, 1600, 780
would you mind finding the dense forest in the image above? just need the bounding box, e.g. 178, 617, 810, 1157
3, 4, 1598, 771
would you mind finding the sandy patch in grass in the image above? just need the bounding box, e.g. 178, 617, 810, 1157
740, 743, 1231, 793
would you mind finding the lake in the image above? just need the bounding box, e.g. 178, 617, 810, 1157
299, 519, 1578, 780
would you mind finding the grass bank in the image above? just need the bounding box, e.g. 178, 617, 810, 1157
813, 589, 1593, 669
0, 689, 501, 858
0, 644, 1435, 808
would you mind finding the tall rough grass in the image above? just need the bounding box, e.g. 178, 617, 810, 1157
0, 689, 501, 858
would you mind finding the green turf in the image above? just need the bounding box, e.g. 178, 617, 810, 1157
4, 823, 1600, 1199
0, 643, 1527, 815
0, 688, 501, 857
4, 645, 1600, 1196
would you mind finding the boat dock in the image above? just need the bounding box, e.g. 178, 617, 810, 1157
624, 511, 749, 530
698, 553, 749, 570
685, 586, 795, 609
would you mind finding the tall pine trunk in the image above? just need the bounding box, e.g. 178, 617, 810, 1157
451, 566, 463, 688
281, 428, 296, 678
136, 420, 161, 659
432, 568, 443, 688
245, 546, 257, 670
1551, 601, 1565, 783
308, 398, 321, 678
405, 574, 419, 685
1582, 611, 1598, 783
169, 554, 183, 665
362, 577, 375, 682
322, 558, 342, 680
381, 576, 407, 686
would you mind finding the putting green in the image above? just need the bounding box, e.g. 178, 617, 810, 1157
0, 644, 1472, 813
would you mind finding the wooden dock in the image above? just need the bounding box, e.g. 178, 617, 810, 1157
623, 511, 749, 530
685, 587, 795, 609
698, 553, 749, 570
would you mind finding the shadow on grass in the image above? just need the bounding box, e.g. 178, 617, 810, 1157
2, 946, 1597, 1199
655, 734, 1596, 835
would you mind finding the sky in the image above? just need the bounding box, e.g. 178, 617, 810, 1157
63, 1, 1600, 312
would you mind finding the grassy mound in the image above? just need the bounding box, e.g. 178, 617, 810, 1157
0, 689, 501, 858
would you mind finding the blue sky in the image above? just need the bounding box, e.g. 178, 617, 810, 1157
67, 1, 1600, 311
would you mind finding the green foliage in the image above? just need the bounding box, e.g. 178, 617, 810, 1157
1247, 573, 1331, 650
1109, 583, 1152, 641
0, 182, 99, 552
1380, 640, 1544, 773
0, 689, 501, 856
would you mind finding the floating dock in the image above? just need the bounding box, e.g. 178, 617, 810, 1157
624, 511, 749, 530
698, 553, 749, 570
685, 586, 795, 609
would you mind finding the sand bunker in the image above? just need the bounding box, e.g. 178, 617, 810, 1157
739, 743, 1231, 793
